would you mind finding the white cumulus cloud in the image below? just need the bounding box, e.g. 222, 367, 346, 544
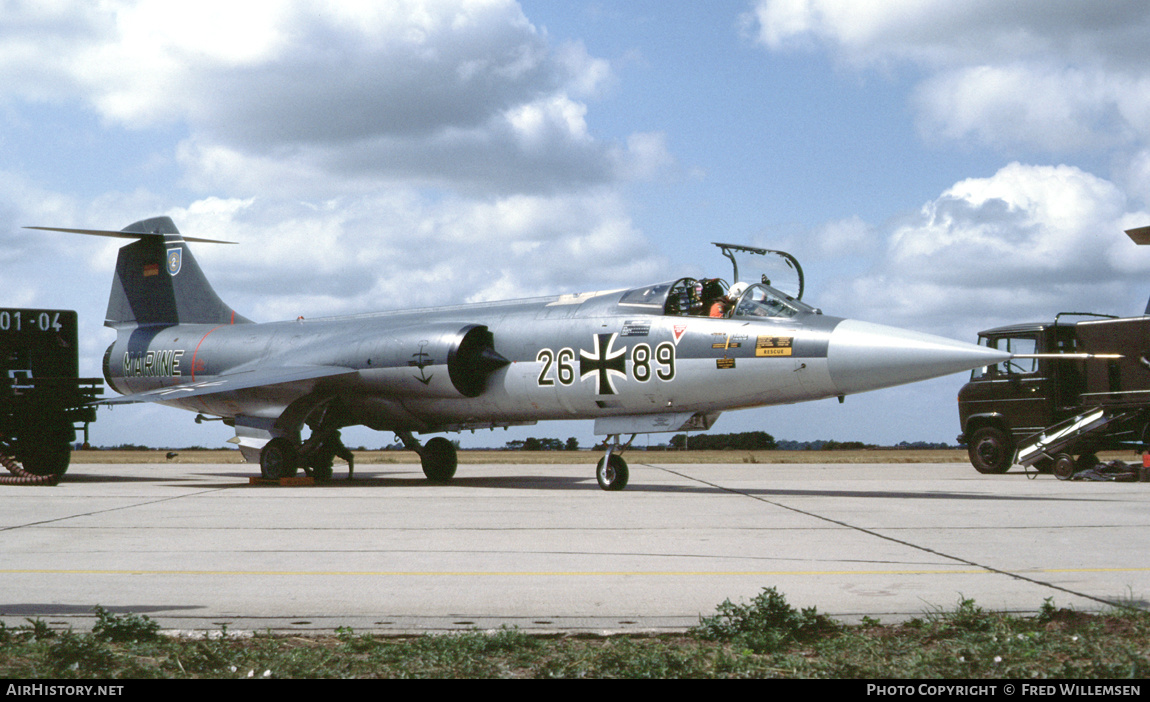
744, 0, 1150, 155
820, 163, 1150, 337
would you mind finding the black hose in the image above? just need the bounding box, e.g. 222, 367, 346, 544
0, 449, 60, 486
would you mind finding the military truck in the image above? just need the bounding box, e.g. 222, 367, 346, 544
1, 308, 101, 481
957, 313, 1150, 478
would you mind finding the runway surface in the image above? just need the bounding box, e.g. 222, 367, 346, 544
2, 460, 1148, 635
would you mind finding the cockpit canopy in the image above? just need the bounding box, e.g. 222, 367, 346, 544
732, 283, 806, 319
617, 277, 818, 319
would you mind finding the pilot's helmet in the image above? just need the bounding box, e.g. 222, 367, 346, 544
701, 278, 725, 298
727, 281, 749, 300
689, 281, 704, 307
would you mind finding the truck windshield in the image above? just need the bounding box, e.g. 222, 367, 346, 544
974, 334, 1037, 378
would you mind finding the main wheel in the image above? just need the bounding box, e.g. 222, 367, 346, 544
968, 426, 1013, 474
596, 454, 629, 491
260, 438, 298, 480
421, 437, 457, 482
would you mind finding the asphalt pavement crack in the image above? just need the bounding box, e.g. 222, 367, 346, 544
649, 463, 1138, 611
0, 488, 229, 532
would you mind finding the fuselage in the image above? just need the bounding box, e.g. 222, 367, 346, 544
103, 280, 1008, 438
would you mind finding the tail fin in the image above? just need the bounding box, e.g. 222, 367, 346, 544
29, 216, 251, 329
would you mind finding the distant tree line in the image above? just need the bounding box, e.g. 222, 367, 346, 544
669, 431, 778, 451
665, 433, 896, 451
504, 437, 580, 451
775, 439, 876, 451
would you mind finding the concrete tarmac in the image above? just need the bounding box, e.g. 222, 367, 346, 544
1, 460, 1148, 635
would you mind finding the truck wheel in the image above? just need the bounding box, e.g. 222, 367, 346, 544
15, 421, 74, 477
1052, 453, 1077, 481
968, 427, 1013, 474
18, 440, 71, 477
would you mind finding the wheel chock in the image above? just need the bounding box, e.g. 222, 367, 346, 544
248, 476, 315, 486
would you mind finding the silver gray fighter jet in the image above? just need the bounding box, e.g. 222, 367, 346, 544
32, 217, 1010, 490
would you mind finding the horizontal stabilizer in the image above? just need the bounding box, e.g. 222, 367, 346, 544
31, 216, 247, 328
98, 366, 357, 405
25, 225, 236, 245
1126, 226, 1150, 245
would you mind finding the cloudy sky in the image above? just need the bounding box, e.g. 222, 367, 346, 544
5, 0, 1150, 450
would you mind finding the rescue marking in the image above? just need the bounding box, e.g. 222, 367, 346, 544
756, 335, 794, 357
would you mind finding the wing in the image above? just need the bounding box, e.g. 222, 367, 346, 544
98, 366, 357, 405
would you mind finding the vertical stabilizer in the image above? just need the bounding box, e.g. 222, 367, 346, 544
103, 217, 250, 329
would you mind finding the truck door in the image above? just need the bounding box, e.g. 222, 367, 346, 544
981, 332, 1053, 436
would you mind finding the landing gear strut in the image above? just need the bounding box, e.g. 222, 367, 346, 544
298, 427, 355, 481
257, 398, 359, 482
596, 434, 634, 491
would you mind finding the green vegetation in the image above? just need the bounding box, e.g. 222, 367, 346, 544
1, 593, 1147, 678
91, 606, 161, 644
670, 431, 778, 451
690, 586, 838, 653
503, 437, 581, 451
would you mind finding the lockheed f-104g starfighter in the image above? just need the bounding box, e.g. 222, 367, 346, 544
30, 217, 1011, 489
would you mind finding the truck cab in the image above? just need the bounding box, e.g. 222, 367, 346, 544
1, 308, 101, 479
958, 314, 1150, 474
958, 320, 1083, 473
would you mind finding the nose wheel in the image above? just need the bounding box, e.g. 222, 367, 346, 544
596, 434, 635, 491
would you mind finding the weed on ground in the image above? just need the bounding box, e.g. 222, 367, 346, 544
1, 595, 1147, 679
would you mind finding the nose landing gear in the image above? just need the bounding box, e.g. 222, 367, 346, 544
596, 434, 635, 491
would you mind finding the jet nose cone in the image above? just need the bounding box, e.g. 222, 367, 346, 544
827, 319, 1011, 396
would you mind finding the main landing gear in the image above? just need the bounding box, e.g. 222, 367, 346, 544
397, 431, 458, 482
259, 429, 355, 481
596, 434, 635, 491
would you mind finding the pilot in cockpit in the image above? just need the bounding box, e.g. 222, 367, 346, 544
700, 278, 730, 317
713, 281, 747, 318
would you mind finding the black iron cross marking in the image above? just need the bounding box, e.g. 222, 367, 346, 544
580, 333, 627, 395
